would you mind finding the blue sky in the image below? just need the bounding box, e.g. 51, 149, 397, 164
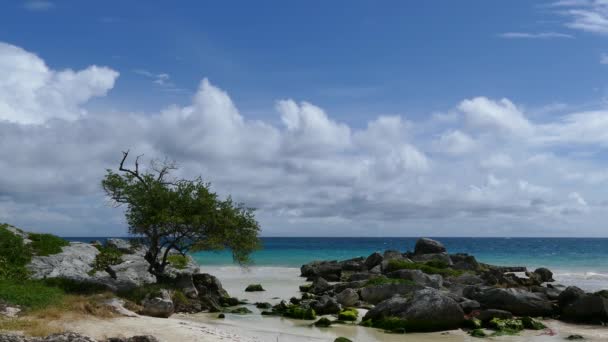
2, 0, 608, 237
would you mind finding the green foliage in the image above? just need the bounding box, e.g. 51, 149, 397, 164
487, 317, 524, 336
0, 279, 65, 310
521, 316, 546, 330
365, 316, 408, 333
469, 329, 487, 338
364, 277, 416, 287
28, 233, 69, 256
463, 317, 482, 329
40, 278, 108, 295
89, 246, 123, 276
172, 290, 189, 307
386, 259, 463, 277
0, 224, 31, 280
338, 308, 358, 321
101, 153, 261, 275
284, 305, 316, 320
314, 317, 332, 327
167, 254, 188, 269
245, 284, 265, 292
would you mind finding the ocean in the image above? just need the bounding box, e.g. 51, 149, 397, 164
65, 237, 608, 291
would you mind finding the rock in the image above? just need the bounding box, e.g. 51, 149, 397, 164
0, 304, 20, 318
475, 309, 513, 322
106, 238, 133, 253
472, 288, 553, 317
311, 277, 331, 294
244, 284, 265, 292
193, 273, 230, 312
99, 251, 157, 291
364, 288, 464, 332
28, 242, 99, 281
558, 286, 586, 308
459, 299, 480, 314
414, 238, 446, 255
311, 295, 342, 315
531, 285, 562, 300
380, 256, 411, 273
334, 338, 352, 342
360, 282, 424, 304
534, 267, 554, 283
3, 225, 31, 244
386, 269, 443, 289
561, 294, 608, 323
174, 273, 198, 299
104, 298, 138, 317
364, 252, 383, 270
107, 337, 159, 342
314, 317, 332, 327
451, 273, 484, 285
411, 252, 453, 266
340, 257, 366, 272
255, 302, 272, 309
449, 253, 480, 271
333, 280, 367, 293
300, 261, 342, 281
336, 288, 359, 307
141, 290, 174, 318
565, 335, 585, 340
347, 272, 375, 281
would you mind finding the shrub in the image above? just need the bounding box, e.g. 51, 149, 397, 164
386, 260, 463, 277
28, 233, 69, 256
0, 279, 65, 310
167, 254, 189, 269
338, 308, 358, 321
0, 225, 32, 280
89, 246, 123, 276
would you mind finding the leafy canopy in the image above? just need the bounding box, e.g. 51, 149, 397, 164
101, 152, 261, 276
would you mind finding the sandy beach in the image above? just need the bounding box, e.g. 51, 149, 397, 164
59, 266, 608, 342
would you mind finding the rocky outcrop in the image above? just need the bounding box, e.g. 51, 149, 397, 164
28, 242, 99, 280
336, 288, 359, 307
414, 238, 446, 255
360, 282, 424, 304
300, 260, 342, 281
561, 293, 608, 323
386, 269, 443, 289
141, 289, 174, 318
364, 288, 464, 332
470, 287, 553, 317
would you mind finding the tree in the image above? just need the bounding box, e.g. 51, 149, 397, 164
101, 151, 261, 277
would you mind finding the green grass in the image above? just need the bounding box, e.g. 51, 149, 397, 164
0, 279, 65, 310
167, 254, 188, 269
28, 233, 69, 256
0, 224, 32, 280
89, 246, 123, 275
386, 260, 463, 277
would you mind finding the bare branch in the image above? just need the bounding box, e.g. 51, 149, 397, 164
118, 150, 147, 185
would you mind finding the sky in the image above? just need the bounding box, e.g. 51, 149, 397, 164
2, 0, 608, 237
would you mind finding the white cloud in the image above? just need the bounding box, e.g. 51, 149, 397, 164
0, 42, 118, 124
551, 0, 608, 35
2, 42, 608, 236
434, 130, 477, 156
499, 32, 574, 39
459, 97, 534, 136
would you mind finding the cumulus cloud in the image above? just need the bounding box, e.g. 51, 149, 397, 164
0, 42, 118, 124
1, 42, 607, 236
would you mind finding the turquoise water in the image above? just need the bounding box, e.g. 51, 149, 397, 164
66, 237, 608, 290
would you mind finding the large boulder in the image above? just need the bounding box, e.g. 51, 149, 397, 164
558, 286, 586, 308
386, 269, 443, 289
533, 268, 554, 283
28, 242, 99, 280
96, 250, 157, 291
471, 287, 553, 317
106, 238, 134, 253
311, 295, 342, 315
364, 252, 383, 270
141, 290, 174, 318
192, 273, 230, 312
364, 288, 464, 332
449, 253, 480, 271
336, 288, 359, 307
360, 282, 424, 304
340, 257, 366, 272
414, 238, 446, 255
300, 261, 342, 281
561, 294, 608, 323
311, 277, 331, 294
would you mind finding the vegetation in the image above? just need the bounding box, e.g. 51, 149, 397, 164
521, 316, 546, 330
283, 305, 316, 320
469, 328, 487, 338
338, 308, 358, 321
90, 246, 124, 277
229, 307, 253, 314
0, 279, 65, 310
361, 317, 407, 333
28, 233, 69, 256
0, 224, 32, 280
386, 259, 463, 277
101, 151, 261, 277
314, 317, 332, 327
167, 254, 189, 269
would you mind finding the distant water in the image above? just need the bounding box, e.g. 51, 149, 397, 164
64, 237, 608, 291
